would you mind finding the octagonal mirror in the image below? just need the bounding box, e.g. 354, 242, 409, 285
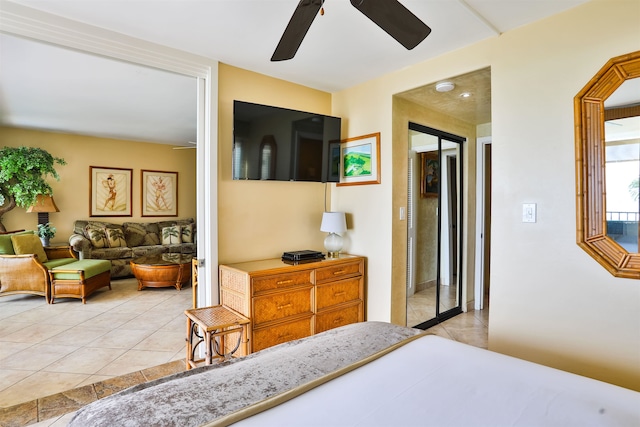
575, 51, 640, 278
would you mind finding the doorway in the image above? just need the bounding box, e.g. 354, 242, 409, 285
475, 138, 492, 310
406, 123, 464, 329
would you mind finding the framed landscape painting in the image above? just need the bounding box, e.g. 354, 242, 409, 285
90, 166, 132, 217
337, 132, 381, 186
141, 170, 178, 217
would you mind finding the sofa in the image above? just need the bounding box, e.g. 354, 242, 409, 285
69, 218, 196, 278
0, 230, 78, 302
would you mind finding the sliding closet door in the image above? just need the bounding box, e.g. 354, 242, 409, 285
407, 124, 463, 329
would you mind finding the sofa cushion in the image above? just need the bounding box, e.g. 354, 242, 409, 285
11, 234, 48, 262
91, 247, 133, 260
0, 230, 33, 255
161, 226, 182, 245
131, 245, 165, 257
85, 225, 108, 249
123, 222, 160, 247
181, 223, 193, 243
105, 228, 127, 248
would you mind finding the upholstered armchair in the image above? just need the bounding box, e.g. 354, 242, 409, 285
0, 232, 77, 303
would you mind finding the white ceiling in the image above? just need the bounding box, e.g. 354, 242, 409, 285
0, 0, 591, 145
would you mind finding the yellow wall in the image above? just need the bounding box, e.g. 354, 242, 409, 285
332, 0, 640, 390
0, 126, 196, 242
217, 64, 335, 264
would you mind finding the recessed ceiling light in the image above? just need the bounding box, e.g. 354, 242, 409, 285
459, 92, 472, 98
435, 81, 455, 92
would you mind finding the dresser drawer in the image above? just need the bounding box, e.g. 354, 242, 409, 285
252, 316, 313, 352
316, 277, 362, 310
315, 303, 362, 334
315, 260, 362, 284
252, 287, 313, 326
252, 270, 313, 294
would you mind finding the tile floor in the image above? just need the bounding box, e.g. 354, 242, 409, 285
0, 278, 489, 427
0, 277, 191, 426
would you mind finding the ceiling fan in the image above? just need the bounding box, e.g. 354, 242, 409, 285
271, 0, 431, 61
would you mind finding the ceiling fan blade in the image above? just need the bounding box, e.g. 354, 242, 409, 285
350, 0, 431, 50
272, 0, 324, 61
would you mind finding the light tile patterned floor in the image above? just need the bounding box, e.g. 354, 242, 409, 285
0, 278, 488, 426
0, 278, 190, 409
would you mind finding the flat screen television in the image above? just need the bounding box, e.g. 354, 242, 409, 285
233, 100, 341, 182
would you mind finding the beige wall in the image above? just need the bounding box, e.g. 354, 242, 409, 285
217, 64, 334, 264
0, 126, 196, 242
332, 0, 640, 390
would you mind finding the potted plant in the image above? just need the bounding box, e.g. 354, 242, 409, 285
0, 146, 66, 233
36, 222, 56, 247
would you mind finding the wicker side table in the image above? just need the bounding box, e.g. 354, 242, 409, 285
184, 305, 250, 369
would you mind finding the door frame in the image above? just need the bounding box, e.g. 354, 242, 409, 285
1, 1, 219, 306
474, 137, 492, 310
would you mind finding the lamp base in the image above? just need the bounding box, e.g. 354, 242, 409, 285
324, 232, 343, 259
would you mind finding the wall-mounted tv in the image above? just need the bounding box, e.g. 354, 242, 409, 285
233, 100, 341, 182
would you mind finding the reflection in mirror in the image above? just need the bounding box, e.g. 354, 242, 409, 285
406, 124, 463, 328
575, 50, 640, 278
439, 140, 461, 315
407, 132, 438, 326
605, 105, 640, 252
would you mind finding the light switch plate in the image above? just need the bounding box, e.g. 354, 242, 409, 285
522, 203, 536, 223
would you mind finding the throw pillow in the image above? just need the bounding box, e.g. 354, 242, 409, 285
0, 230, 33, 255
85, 225, 107, 249
161, 225, 182, 245
105, 228, 127, 248
11, 234, 48, 262
181, 223, 193, 243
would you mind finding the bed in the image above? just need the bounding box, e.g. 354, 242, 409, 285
68, 321, 639, 426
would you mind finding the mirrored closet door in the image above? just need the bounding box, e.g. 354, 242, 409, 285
406, 123, 464, 329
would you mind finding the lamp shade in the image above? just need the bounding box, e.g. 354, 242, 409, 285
26, 195, 59, 213
320, 212, 346, 233
27, 195, 59, 227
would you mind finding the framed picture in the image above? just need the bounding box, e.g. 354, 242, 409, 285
420, 151, 439, 198
90, 166, 132, 217
141, 170, 178, 217
337, 132, 381, 186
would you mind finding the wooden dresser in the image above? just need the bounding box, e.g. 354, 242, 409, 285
219, 254, 365, 354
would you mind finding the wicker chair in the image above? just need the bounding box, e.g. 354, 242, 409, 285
0, 232, 77, 303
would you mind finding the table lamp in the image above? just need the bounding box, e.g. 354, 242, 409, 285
26, 195, 59, 226
320, 212, 347, 258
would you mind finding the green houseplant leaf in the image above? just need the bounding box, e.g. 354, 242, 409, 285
0, 146, 66, 232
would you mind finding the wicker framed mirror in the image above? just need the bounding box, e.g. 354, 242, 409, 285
575, 51, 640, 278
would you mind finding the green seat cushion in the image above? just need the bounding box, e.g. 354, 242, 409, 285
44, 258, 78, 269
0, 230, 34, 255
52, 260, 111, 280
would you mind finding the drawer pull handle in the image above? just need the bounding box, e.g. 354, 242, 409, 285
333, 317, 344, 324
333, 270, 346, 275
278, 333, 292, 339
276, 279, 294, 285
277, 303, 292, 310
334, 291, 346, 297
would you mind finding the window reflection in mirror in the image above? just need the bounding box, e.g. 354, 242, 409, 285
575, 51, 640, 278
604, 80, 640, 253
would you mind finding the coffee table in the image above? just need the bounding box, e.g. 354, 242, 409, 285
130, 253, 193, 291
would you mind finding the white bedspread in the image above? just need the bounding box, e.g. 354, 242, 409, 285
233, 335, 640, 427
